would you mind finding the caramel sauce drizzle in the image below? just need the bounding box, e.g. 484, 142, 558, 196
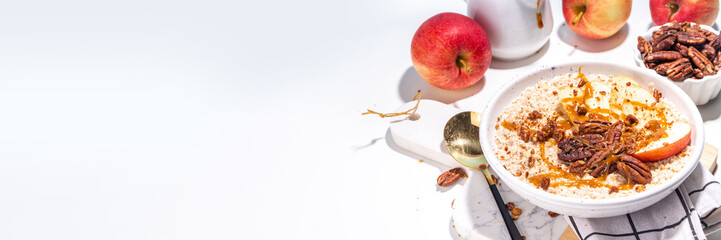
527, 141, 635, 191
501, 121, 518, 131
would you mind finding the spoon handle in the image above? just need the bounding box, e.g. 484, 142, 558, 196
487, 181, 524, 240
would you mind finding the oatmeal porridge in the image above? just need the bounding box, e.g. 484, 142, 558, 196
493, 72, 691, 199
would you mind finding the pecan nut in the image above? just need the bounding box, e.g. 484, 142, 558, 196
654, 61, 674, 76
688, 46, 716, 75
703, 44, 716, 60
654, 34, 677, 51
637, 36, 653, 55
665, 58, 693, 81
693, 68, 705, 79
518, 126, 531, 142
569, 160, 587, 173
617, 155, 652, 184
605, 121, 623, 146
540, 177, 550, 190
677, 31, 707, 45
625, 114, 639, 126
437, 167, 464, 187
585, 149, 611, 171
557, 136, 598, 162
579, 119, 611, 134
589, 162, 610, 178
622, 137, 636, 154
528, 110, 542, 120
711, 34, 721, 49
673, 43, 689, 57
644, 51, 682, 62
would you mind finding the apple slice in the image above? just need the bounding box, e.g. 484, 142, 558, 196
614, 83, 659, 128
585, 81, 611, 110
633, 122, 692, 162
556, 85, 584, 122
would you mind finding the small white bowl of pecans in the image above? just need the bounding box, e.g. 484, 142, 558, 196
633, 21, 721, 105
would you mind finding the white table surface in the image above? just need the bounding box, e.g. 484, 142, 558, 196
0, 0, 719, 239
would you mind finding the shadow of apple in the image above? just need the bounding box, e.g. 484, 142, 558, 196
398, 66, 485, 104
557, 23, 629, 53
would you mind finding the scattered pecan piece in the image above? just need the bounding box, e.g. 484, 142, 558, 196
609, 186, 619, 194
512, 207, 522, 216
528, 110, 542, 120
577, 77, 587, 88
541, 119, 558, 140
518, 126, 531, 142
548, 211, 560, 218
623, 137, 636, 154
531, 131, 546, 142
625, 114, 639, 126
527, 157, 534, 167
506, 202, 515, 211
437, 167, 464, 187
540, 177, 550, 190
576, 105, 588, 116
653, 88, 663, 102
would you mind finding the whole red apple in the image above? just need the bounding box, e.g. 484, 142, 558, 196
410, 12, 491, 90
650, 0, 719, 26
563, 0, 632, 39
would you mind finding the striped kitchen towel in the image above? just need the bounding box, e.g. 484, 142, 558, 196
566, 163, 721, 240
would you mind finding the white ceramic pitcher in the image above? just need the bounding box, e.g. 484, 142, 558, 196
467, 0, 553, 60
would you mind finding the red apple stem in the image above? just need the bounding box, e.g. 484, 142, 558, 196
572, 6, 586, 25
456, 58, 473, 74
665, 2, 679, 21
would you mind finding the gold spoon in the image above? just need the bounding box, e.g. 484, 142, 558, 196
444, 111, 523, 240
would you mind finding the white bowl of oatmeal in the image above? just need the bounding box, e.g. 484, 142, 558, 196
480, 62, 704, 218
